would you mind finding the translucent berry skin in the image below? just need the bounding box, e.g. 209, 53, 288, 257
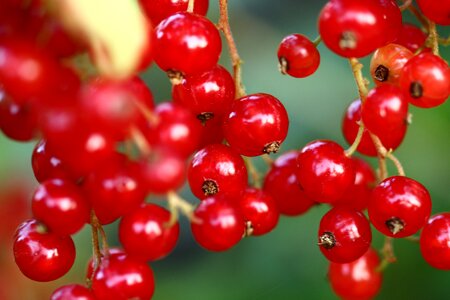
13, 219, 76, 282
297, 140, 355, 203
188, 144, 247, 200
393, 23, 427, 53
334, 157, 376, 211
154, 12, 221, 75
239, 188, 279, 236
362, 84, 409, 138
50, 284, 96, 300
420, 213, 450, 270
277, 34, 320, 78
417, 0, 450, 25
223, 93, 289, 156
119, 204, 180, 261
370, 43, 413, 86
263, 151, 315, 216
92, 255, 155, 300
140, 0, 209, 25
399, 53, 450, 108
191, 196, 244, 251
172, 65, 235, 122
32, 179, 89, 236
368, 176, 432, 238
342, 99, 406, 157
318, 207, 372, 263
328, 248, 382, 300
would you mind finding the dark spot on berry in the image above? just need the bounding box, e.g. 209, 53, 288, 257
263, 141, 280, 154
385, 217, 404, 235
202, 179, 218, 196
318, 231, 336, 249
339, 31, 357, 50
374, 65, 389, 82
409, 81, 423, 98
278, 56, 289, 75
197, 112, 214, 125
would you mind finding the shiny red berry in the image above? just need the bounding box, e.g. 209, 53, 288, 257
263, 151, 315, 216
191, 196, 244, 251
50, 284, 96, 300
297, 140, 355, 203
139, 0, 209, 25
393, 23, 427, 53
277, 34, 320, 78
13, 219, 76, 282
328, 248, 382, 299
188, 144, 247, 200
370, 43, 413, 86
223, 93, 289, 156
368, 176, 432, 238
417, 0, 450, 25
318, 207, 372, 263
119, 204, 180, 261
420, 213, 450, 270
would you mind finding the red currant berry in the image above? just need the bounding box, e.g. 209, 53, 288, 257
223, 93, 289, 156
154, 12, 221, 76
239, 187, 279, 236
188, 144, 247, 200
172, 65, 235, 123
119, 204, 180, 261
297, 140, 355, 203
417, 0, 450, 25
370, 43, 413, 86
50, 284, 96, 300
420, 213, 450, 270
393, 23, 427, 53
86, 248, 125, 280
13, 219, 76, 282
32, 179, 89, 236
328, 248, 382, 299
92, 254, 155, 300
191, 196, 244, 251
140, 0, 209, 25
318, 207, 372, 263
277, 34, 320, 78
263, 151, 315, 216
399, 52, 450, 108
368, 176, 432, 238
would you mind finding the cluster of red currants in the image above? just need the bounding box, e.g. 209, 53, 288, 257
0, 0, 448, 299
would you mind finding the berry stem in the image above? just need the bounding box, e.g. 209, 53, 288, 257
428, 21, 440, 56
187, 0, 195, 13
376, 236, 396, 272
218, 0, 246, 98
370, 134, 406, 177
399, 0, 412, 11
407, 5, 429, 30
130, 126, 152, 156
438, 35, 450, 46
89, 210, 103, 283
313, 35, 322, 46
134, 99, 158, 125
261, 154, 274, 166
348, 58, 368, 102
166, 191, 197, 227
244, 157, 262, 188
345, 121, 364, 157
404, 235, 420, 243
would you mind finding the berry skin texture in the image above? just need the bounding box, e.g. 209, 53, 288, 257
328, 248, 382, 300
191, 196, 245, 251
92, 254, 155, 300
154, 12, 221, 76
297, 140, 355, 203
368, 176, 432, 238
370, 43, 413, 86
139, 0, 209, 25
318, 207, 372, 263
188, 144, 247, 200
420, 213, 450, 270
50, 284, 96, 300
393, 23, 427, 53
263, 151, 315, 216
277, 34, 320, 78
223, 93, 289, 156
399, 53, 450, 108
119, 204, 180, 261
239, 187, 279, 236
32, 179, 90, 236
13, 219, 76, 282
417, 0, 450, 25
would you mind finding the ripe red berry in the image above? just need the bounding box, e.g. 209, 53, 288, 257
399, 52, 450, 108
277, 34, 320, 78
318, 207, 372, 263
328, 248, 382, 299
139, 0, 209, 25
420, 213, 450, 270
239, 187, 279, 236
297, 140, 355, 203
32, 179, 89, 236
188, 144, 247, 200
172, 65, 235, 123
92, 254, 155, 300
154, 12, 221, 76
417, 0, 450, 25
393, 23, 427, 53
13, 219, 76, 282
368, 176, 432, 238
191, 196, 244, 251
263, 151, 315, 216
119, 204, 180, 261
223, 93, 289, 156
50, 284, 96, 300
370, 43, 413, 86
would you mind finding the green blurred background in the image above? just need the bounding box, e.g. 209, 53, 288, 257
0, 0, 449, 299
